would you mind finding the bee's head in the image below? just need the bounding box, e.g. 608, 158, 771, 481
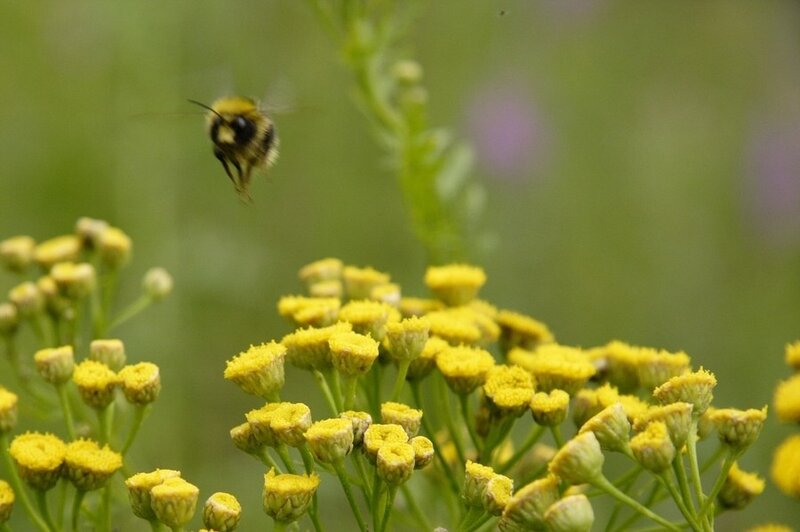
189, 98, 258, 146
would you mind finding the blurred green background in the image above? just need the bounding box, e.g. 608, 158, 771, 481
2, 0, 800, 529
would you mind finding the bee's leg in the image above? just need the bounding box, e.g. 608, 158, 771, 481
214, 148, 237, 187
230, 158, 246, 193
237, 164, 254, 203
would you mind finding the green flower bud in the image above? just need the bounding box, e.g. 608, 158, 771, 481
543, 494, 595, 532
124, 469, 181, 521
548, 432, 604, 485
143, 267, 174, 301
150, 477, 199, 528
305, 418, 354, 463
262, 469, 319, 524
34, 345, 75, 385
203, 492, 242, 532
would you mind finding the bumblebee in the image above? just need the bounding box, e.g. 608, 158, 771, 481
189, 97, 279, 201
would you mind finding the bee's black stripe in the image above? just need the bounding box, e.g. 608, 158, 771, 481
262, 123, 276, 153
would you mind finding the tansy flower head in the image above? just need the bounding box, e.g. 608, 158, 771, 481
119, 362, 161, 404
72, 359, 120, 410
97, 226, 132, 268
370, 282, 401, 306
496, 309, 554, 352
363, 423, 409, 464
230, 421, 263, 454
717, 463, 764, 510
0, 479, 13, 524
142, 267, 174, 301
150, 477, 199, 528
595, 340, 641, 392
484, 474, 513, 516
203, 492, 242, 532
37, 275, 70, 319
579, 403, 631, 454
277, 295, 340, 327
774, 374, 800, 423
425, 309, 482, 345
771, 434, 800, 499
262, 469, 320, 524
34, 345, 75, 385
484, 364, 534, 417
635, 347, 691, 390
75, 217, 109, 247
309, 279, 344, 298
343, 265, 390, 299
463, 461, 496, 509
339, 410, 372, 447
299, 257, 343, 286
328, 331, 380, 376
409, 435, 434, 469
543, 494, 595, 532
384, 316, 430, 362
9, 432, 66, 491
746, 525, 795, 532
424, 263, 486, 306
630, 421, 675, 473
339, 300, 397, 341
785, 341, 800, 371
34, 234, 81, 269
269, 402, 312, 448
633, 402, 693, 451
89, 338, 127, 371
653, 368, 717, 416
0, 235, 35, 272
697, 406, 719, 440
125, 469, 182, 521
377, 442, 416, 485
304, 418, 354, 463
381, 402, 423, 438
0, 302, 18, 335
572, 383, 620, 427
0, 387, 18, 434
64, 439, 123, 491
407, 336, 449, 381
530, 389, 570, 427
498, 474, 559, 532
398, 296, 443, 317
8, 281, 44, 317
282, 322, 351, 371
50, 261, 96, 300
518, 344, 595, 396
246, 402, 294, 448
709, 406, 768, 450
224, 342, 286, 399
436, 345, 496, 395
548, 431, 604, 485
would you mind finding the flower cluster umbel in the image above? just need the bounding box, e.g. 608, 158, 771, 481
214, 257, 769, 532
0, 218, 171, 531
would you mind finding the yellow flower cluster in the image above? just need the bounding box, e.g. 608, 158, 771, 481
771, 341, 800, 503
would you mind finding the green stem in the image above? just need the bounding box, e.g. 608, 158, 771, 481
697, 449, 740, 520
71, 489, 86, 532
333, 460, 368, 532
97, 404, 113, 445
401, 483, 431, 531
611, 478, 662, 532
672, 452, 697, 514
457, 394, 482, 456
257, 446, 281, 471
369, 364, 382, 417
100, 269, 119, 337
479, 417, 514, 464
457, 505, 484, 532
299, 445, 316, 474
34, 490, 56, 532
343, 375, 359, 411
591, 474, 681, 531
108, 294, 152, 332
275, 445, 297, 474
273, 521, 287, 532
122, 404, 150, 455
464, 513, 492, 532
148, 519, 162, 531
313, 369, 339, 415
372, 472, 385, 532
605, 467, 642, 530
657, 471, 702, 532
100, 484, 112, 532
410, 381, 461, 495
439, 377, 467, 465
351, 451, 373, 503
550, 424, 565, 448
379, 485, 398, 532
390, 359, 411, 402
56, 383, 78, 440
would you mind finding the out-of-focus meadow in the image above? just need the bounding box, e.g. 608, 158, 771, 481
2, 0, 799, 529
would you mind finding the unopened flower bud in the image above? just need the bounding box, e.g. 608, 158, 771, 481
230, 422, 262, 454
262, 469, 319, 524
203, 492, 242, 532
75, 217, 109, 247
224, 342, 286, 399
0, 235, 35, 272
483, 474, 513, 516
150, 477, 199, 528
299, 257, 343, 286
89, 338, 127, 371
97, 226, 132, 268
64, 439, 123, 491
633, 402, 693, 451
339, 410, 372, 447
8, 282, 44, 317
119, 362, 161, 404
0, 303, 18, 335
9, 432, 66, 491
548, 432, 604, 485
463, 460, 496, 509
718, 463, 764, 510
329, 331, 380, 377
381, 402, 422, 438
34, 345, 75, 385
384, 317, 429, 362
709, 406, 768, 450
498, 474, 559, 532
630, 421, 675, 473
543, 494, 595, 532
34, 235, 81, 270
0, 387, 18, 434
653, 368, 717, 416
392, 60, 423, 85
125, 469, 181, 521
377, 442, 415, 486
579, 403, 631, 454
305, 418, 354, 463
409, 436, 434, 469
771, 434, 800, 498
143, 267, 173, 301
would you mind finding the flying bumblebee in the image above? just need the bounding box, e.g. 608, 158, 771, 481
189, 97, 279, 201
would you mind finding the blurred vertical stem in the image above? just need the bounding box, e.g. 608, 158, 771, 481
306, 0, 483, 263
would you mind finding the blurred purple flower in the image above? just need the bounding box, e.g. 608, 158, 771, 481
467, 84, 549, 182
746, 120, 800, 245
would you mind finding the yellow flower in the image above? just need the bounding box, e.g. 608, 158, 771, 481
298, 257, 343, 286
463, 460, 496, 509
0, 302, 18, 335
34, 345, 75, 385
224, 342, 286, 399
717, 462, 764, 510
579, 403, 631, 454
572, 383, 619, 427
772, 434, 800, 499
328, 331, 380, 376
592, 340, 641, 392
543, 494, 595, 532
424, 263, 486, 306
277, 295, 340, 327
774, 374, 800, 423
246, 402, 297, 448
339, 410, 372, 447
262, 469, 320, 524
630, 421, 675, 473
436, 345, 496, 395
124, 469, 181, 521
0, 479, 13, 524
370, 282, 402, 307
8, 281, 44, 317
0, 235, 35, 272
72, 359, 120, 410
398, 296, 443, 317
409, 435, 434, 469
342, 265, 391, 300
653, 368, 717, 416
282, 322, 352, 371
709, 406, 768, 450
548, 432, 604, 485
150, 477, 199, 528
89, 338, 127, 371
425, 309, 483, 345
0, 387, 18, 434
64, 439, 123, 491
746, 525, 795, 532
484, 474, 513, 516
633, 402, 693, 451
362, 423, 409, 464
406, 336, 449, 381
516, 344, 595, 396
530, 390, 570, 427
97, 226, 132, 268
380, 402, 423, 438
384, 316, 430, 362
785, 341, 800, 371
50, 261, 97, 300
9, 432, 66, 491
484, 365, 534, 417
75, 217, 109, 247
118, 362, 161, 404
377, 442, 416, 486
498, 474, 559, 532
338, 300, 397, 341
305, 418, 355, 463
308, 279, 344, 298
33, 234, 81, 269
203, 492, 242, 532
230, 421, 263, 454
496, 309, 554, 352
269, 402, 312, 448
635, 347, 691, 390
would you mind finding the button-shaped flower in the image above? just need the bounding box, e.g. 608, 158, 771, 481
262, 469, 320, 524
89, 338, 127, 371
384, 316, 429, 362
304, 418, 354, 463
717, 463, 764, 510
634, 347, 691, 390
282, 322, 352, 371
150, 477, 199, 528
0, 387, 18, 434
548, 431, 604, 485
496, 310, 554, 352
0, 479, 14, 524
0, 235, 35, 272
543, 494, 595, 532
530, 390, 570, 427
203, 492, 242, 532
72, 360, 120, 410
9, 432, 66, 491
484, 365, 534, 418
119, 362, 161, 405
376, 442, 415, 486
630, 421, 675, 473
328, 331, 380, 377
409, 436, 434, 469
498, 474, 559, 532
436, 345, 496, 395
653, 368, 717, 416
125, 469, 182, 521
380, 402, 423, 438
34, 345, 75, 385
34, 235, 81, 270
224, 342, 286, 399
424, 263, 486, 306
64, 439, 123, 491
709, 406, 768, 450
363, 423, 409, 464
343, 265, 390, 300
